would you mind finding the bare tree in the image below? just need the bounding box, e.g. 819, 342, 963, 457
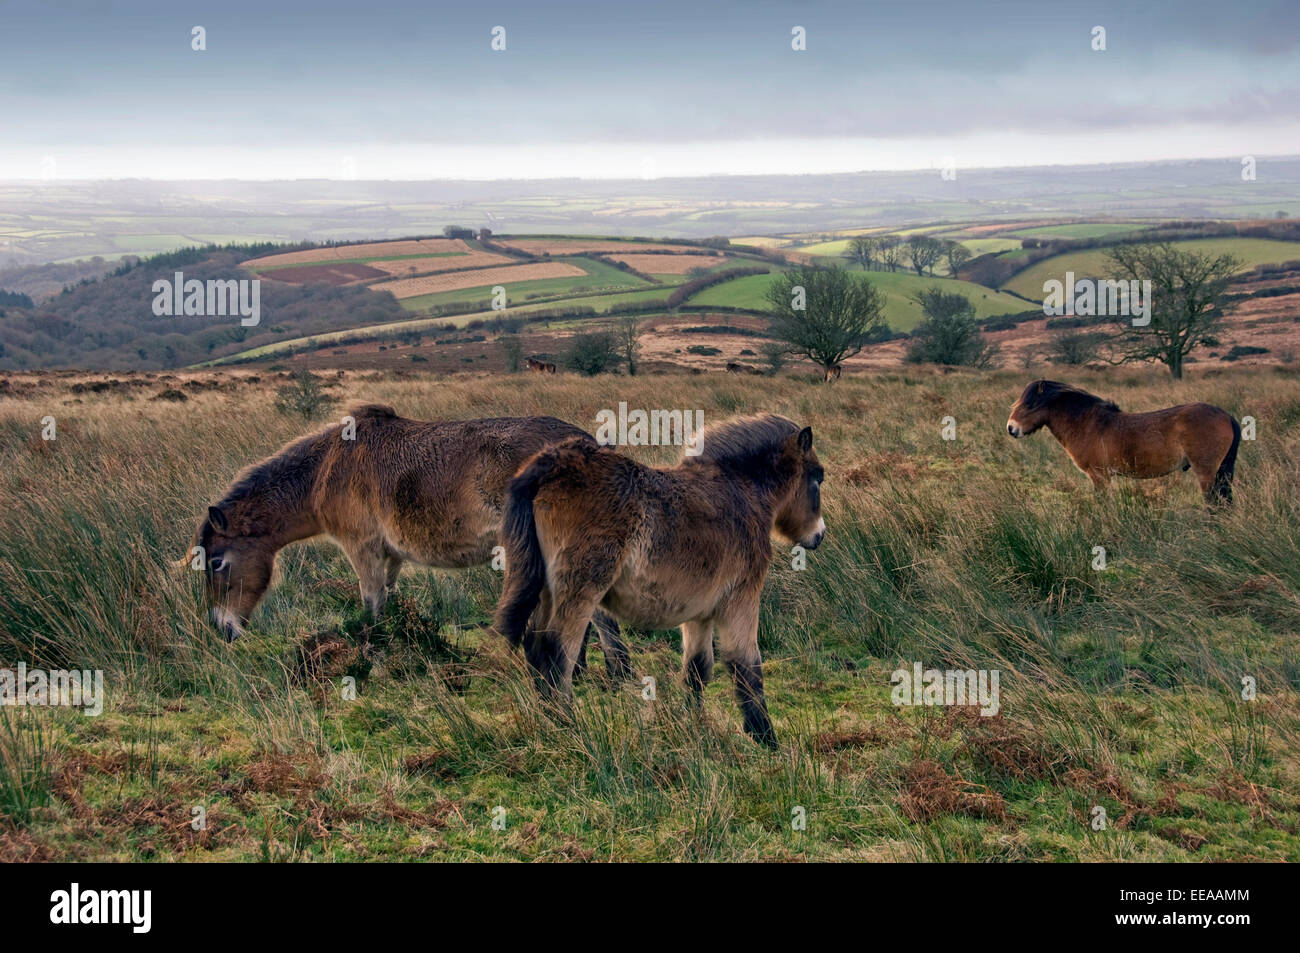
907, 235, 943, 277
764, 265, 886, 377
878, 235, 903, 272
615, 315, 643, 376
1104, 242, 1240, 379
945, 241, 972, 277
845, 235, 877, 271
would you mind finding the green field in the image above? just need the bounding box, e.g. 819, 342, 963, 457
961, 238, 1026, 256
1003, 237, 1300, 298
1008, 223, 1152, 240
688, 269, 1031, 330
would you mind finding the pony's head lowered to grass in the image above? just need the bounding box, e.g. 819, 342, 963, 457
190, 501, 280, 641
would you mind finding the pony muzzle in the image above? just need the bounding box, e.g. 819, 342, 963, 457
1006, 418, 1024, 438
802, 518, 827, 550
210, 607, 246, 642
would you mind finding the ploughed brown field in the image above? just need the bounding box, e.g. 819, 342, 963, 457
363, 251, 515, 277
371, 262, 588, 299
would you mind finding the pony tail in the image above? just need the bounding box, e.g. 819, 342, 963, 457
1212, 416, 1242, 503
493, 453, 554, 647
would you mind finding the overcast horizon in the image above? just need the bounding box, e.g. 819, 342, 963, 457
3, 0, 1297, 181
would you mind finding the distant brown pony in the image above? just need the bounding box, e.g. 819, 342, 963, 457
725, 362, 747, 374
525, 357, 557, 374
1007, 380, 1241, 503
187, 406, 630, 676
823, 364, 842, 383
493, 414, 826, 747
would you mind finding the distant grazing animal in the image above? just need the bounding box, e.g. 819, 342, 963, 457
526, 357, 557, 374
187, 406, 630, 677
1006, 380, 1240, 503
823, 364, 842, 383
725, 362, 746, 374
494, 414, 826, 747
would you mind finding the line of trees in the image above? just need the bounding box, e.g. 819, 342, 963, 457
844, 235, 971, 278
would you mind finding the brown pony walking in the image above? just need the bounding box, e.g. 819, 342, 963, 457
1006, 380, 1241, 503
187, 405, 630, 676
493, 414, 826, 747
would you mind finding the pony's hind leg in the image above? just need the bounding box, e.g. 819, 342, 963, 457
527, 592, 605, 699
681, 620, 714, 708
715, 597, 776, 748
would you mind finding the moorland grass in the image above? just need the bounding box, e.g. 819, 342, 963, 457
0, 365, 1296, 860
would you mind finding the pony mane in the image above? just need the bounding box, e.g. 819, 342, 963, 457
1025, 380, 1120, 415
217, 406, 399, 509
688, 414, 800, 470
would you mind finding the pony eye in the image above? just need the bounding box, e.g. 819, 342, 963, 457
209, 556, 228, 572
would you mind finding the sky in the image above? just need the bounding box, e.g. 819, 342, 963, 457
2, 0, 1297, 180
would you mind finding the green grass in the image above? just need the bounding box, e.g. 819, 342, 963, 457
1007, 223, 1151, 240
960, 238, 1026, 256
688, 270, 1032, 330
1003, 238, 1300, 298
1, 368, 1297, 860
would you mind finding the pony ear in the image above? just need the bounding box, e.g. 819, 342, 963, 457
797, 427, 813, 452
207, 505, 228, 532
1036, 380, 1045, 394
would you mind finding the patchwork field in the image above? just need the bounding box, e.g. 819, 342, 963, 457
371, 262, 589, 299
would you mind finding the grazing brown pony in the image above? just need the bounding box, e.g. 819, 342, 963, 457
823, 364, 842, 383
1006, 380, 1241, 503
187, 405, 630, 676
525, 357, 557, 374
725, 362, 746, 374
493, 414, 826, 747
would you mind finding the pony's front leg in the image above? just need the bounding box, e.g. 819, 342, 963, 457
717, 599, 776, 748
1085, 468, 1110, 493
341, 539, 389, 619
383, 549, 403, 595
594, 609, 635, 683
